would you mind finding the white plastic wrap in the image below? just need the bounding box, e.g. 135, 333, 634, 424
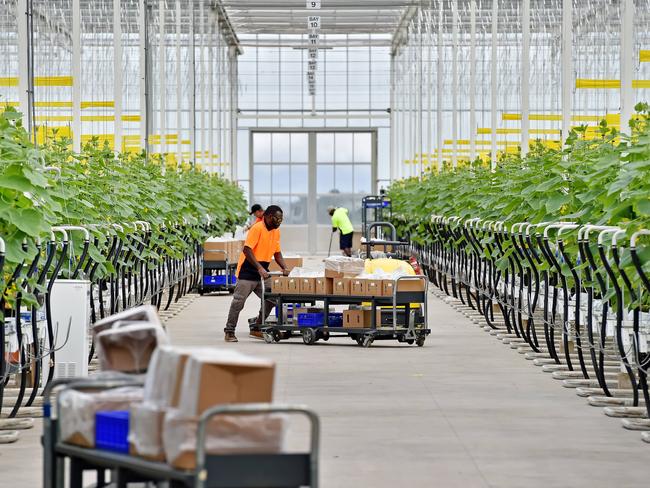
59, 386, 143, 447
91, 305, 163, 338
162, 408, 286, 470
324, 256, 365, 275
288, 267, 324, 278
128, 402, 166, 459
96, 322, 168, 374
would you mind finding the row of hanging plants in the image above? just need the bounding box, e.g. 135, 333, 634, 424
0, 106, 247, 304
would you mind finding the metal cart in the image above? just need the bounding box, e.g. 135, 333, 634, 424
261, 275, 430, 348
43, 378, 320, 488
198, 249, 236, 295
361, 222, 409, 260
361, 195, 392, 241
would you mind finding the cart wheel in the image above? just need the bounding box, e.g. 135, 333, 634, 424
198, 289, 204, 296
272, 330, 282, 342
362, 336, 373, 348
355, 335, 364, 346
322, 330, 330, 341
263, 332, 274, 344
406, 339, 414, 345
416, 336, 426, 347
302, 328, 317, 345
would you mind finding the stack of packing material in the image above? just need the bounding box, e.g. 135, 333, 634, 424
324, 256, 365, 279
204, 237, 245, 263
128, 346, 195, 460
157, 349, 285, 470
59, 380, 144, 448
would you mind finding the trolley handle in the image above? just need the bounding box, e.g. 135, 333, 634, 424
195, 403, 320, 488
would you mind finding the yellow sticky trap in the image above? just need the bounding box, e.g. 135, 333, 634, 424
640, 50, 650, 63
0, 77, 18, 86
35, 76, 73, 86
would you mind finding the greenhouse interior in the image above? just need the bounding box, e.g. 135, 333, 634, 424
1, 0, 650, 487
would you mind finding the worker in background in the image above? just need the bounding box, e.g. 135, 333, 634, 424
225, 205, 289, 342
329, 206, 354, 257
244, 203, 264, 232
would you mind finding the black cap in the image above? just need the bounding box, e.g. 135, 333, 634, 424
250, 204, 263, 215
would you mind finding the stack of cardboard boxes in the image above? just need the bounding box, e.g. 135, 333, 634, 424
203, 238, 245, 263
59, 306, 284, 470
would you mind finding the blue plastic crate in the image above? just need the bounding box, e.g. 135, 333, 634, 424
203, 275, 236, 286
297, 312, 343, 327
95, 411, 129, 454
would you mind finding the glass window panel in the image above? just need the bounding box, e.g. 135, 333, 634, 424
353, 165, 372, 194
253, 133, 271, 162
335, 133, 353, 162
317, 164, 335, 193
334, 165, 353, 193
291, 165, 308, 194
354, 133, 372, 162
317, 195, 356, 225
291, 133, 309, 162
317, 133, 334, 162
288, 195, 307, 225
272, 133, 290, 162
253, 165, 271, 194
271, 164, 290, 191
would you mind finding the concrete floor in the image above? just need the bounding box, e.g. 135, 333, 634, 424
3, 285, 649, 487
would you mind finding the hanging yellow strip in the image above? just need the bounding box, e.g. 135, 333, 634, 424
633, 80, 650, 89
0, 77, 18, 86
640, 50, 650, 62
576, 79, 620, 89
33, 101, 72, 108
121, 115, 141, 122
34, 76, 73, 86
81, 101, 114, 109
2, 101, 19, 107
35, 115, 73, 122
81, 115, 114, 122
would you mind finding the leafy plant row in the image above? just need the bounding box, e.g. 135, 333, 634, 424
389, 104, 650, 242
0, 107, 247, 303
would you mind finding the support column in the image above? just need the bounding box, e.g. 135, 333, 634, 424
199, 0, 205, 164
114, 0, 123, 153
208, 16, 215, 172
620, 0, 635, 133
561, 0, 572, 144
159, 0, 166, 156
417, 9, 424, 178
521, 0, 530, 156
490, 0, 498, 170
229, 46, 238, 181
175, 0, 182, 164
17, 0, 30, 134
389, 53, 396, 181
469, 0, 477, 160
451, 0, 458, 169
189, 1, 196, 165
436, 0, 443, 173
139, 0, 147, 153
426, 8, 433, 173
72, 0, 81, 153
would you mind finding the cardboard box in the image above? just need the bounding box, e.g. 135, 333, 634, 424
203, 241, 229, 262
271, 276, 287, 294
343, 309, 373, 328
350, 278, 366, 296
286, 277, 300, 294
324, 269, 361, 280
164, 411, 285, 470
382, 280, 395, 297
178, 351, 275, 416
96, 324, 165, 374
365, 279, 383, 297
269, 256, 303, 272
395, 279, 425, 292
315, 277, 333, 295
299, 277, 316, 295
227, 240, 243, 263
332, 278, 351, 295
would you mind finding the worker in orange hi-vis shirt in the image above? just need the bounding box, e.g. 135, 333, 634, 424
224, 205, 289, 342
244, 203, 264, 232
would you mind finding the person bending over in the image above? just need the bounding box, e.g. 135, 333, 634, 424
224, 205, 289, 342
329, 206, 354, 257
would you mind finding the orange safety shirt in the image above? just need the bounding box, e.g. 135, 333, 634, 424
236, 220, 281, 280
